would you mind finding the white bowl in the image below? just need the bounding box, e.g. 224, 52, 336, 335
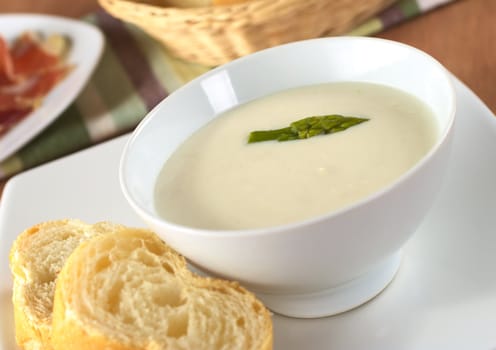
119, 37, 456, 318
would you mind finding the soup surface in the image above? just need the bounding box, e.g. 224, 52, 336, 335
154, 82, 437, 230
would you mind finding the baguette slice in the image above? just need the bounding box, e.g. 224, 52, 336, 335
51, 228, 273, 350
8, 219, 125, 350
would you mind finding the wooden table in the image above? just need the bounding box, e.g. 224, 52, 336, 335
0, 0, 494, 198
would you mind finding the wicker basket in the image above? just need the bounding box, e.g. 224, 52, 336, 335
99, 0, 396, 66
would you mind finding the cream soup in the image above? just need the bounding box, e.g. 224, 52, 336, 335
154, 82, 437, 230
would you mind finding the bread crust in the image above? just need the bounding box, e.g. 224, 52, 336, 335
51, 293, 130, 350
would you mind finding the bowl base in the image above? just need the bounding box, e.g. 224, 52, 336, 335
256, 251, 402, 318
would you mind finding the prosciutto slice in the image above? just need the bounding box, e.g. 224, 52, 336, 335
10, 33, 63, 80
0, 108, 31, 135
0, 36, 15, 85
0, 32, 71, 137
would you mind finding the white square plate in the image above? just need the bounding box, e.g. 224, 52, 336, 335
0, 77, 495, 349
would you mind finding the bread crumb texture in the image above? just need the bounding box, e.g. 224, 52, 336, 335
49, 227, 273, 350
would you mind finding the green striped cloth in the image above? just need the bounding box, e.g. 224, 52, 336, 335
0, 0, 455, 179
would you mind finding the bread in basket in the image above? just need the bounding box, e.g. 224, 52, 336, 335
98, 0, 396, 66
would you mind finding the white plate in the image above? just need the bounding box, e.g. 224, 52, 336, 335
0, 14, 104, 162
0, 77, 495, 349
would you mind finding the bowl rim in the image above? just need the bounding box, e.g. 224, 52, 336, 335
119, 36, 457, 238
